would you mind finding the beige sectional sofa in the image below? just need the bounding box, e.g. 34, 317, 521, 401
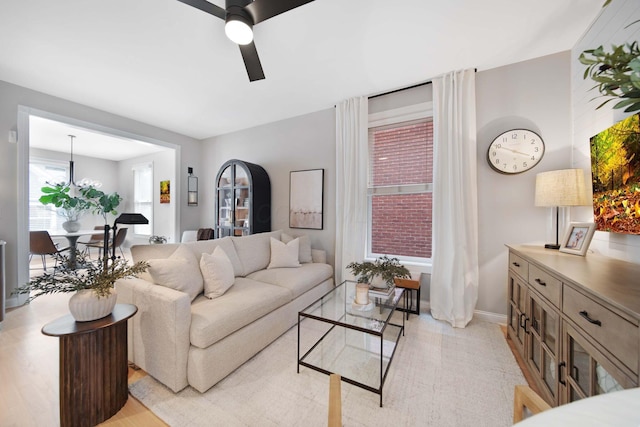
115, 230, 334, 393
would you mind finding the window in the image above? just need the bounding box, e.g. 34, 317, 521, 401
132, 163, 153, 235
368, 108, 433, 262
29, 159, 68, 231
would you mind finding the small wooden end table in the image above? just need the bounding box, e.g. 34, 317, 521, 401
42, 304, 137, 427
394, 278, 421, 319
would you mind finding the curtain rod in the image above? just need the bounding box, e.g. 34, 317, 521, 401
367, 68, 478, 100
368, 81, 431, 99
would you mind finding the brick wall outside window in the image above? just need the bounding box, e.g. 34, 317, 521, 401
369, 119, 433, 259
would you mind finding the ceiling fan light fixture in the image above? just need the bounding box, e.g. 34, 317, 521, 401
225, 12, 253, 45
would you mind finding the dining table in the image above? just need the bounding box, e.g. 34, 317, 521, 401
48, 229, 102, 269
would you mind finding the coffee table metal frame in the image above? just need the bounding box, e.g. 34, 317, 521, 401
297, 280, 404, 407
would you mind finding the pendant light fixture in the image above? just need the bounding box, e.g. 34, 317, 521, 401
67, 134, 77, 187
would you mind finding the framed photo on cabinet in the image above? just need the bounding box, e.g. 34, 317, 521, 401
289, 169, 324, 229
559, 222, 596, 256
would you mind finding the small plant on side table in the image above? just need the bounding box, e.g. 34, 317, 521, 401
346, 255, 411, 289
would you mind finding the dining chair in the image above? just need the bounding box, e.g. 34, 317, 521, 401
82, 225, 105, 258
29, 231, 70, 271
85, 227, 128, 259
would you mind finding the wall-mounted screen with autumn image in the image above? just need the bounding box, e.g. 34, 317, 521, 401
590, 113, 640, 234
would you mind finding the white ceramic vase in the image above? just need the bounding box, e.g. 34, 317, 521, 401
62, 220, 81, 232
68, 288, 117, 322
370, 275, 387, 289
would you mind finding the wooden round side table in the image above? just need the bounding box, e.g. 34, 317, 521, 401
42, 303, 137, 427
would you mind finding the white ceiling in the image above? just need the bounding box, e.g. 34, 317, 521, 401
29, 115, 167, 161
0, 0, 603, 144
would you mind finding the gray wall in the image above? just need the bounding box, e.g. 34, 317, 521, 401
201, 109, 337, 264
476, 51, 573, 316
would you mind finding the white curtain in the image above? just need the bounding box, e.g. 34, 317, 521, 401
430, 69, 479, 328
335, 97, 368, 283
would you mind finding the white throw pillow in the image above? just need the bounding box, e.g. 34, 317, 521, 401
268, 237, 301, 269
200, 246, 235, 299
281, 232, 312, 263
147, 244, 203, 301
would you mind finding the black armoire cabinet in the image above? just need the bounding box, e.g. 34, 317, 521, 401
215, 159, 271, 238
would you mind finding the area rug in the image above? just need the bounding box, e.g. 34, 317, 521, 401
129, 313, 526, 426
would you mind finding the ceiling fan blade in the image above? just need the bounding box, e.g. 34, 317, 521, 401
239, 42, 265, 81
245, 0, 315, 25
176, 0, 225, 20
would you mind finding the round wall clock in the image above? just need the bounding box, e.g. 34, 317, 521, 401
487, 129, 545, 174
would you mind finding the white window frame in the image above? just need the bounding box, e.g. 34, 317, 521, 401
367, 102, 433, 267
132, 162, 153, 236
29, 157, 69, 231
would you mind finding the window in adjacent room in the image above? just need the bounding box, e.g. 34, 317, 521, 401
29, 158, 68, 231
367, 108, 433, 263
132, 162, 153, 236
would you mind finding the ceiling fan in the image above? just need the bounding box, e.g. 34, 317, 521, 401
177, 0, 315, 82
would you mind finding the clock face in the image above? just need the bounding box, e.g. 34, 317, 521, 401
487, 129, 545, 174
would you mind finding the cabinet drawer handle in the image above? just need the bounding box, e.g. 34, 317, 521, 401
519, 315, 529, 334
512, 262, 520, 267
558, 362, 566, 386
579, 310, 602, 326
534, 278, 546, 286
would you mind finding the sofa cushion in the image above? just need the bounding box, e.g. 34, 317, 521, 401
231, 230, 282, 276
147, 244, 203, 301
247, 263, 333, 299
189, 277, 292, 349
268, 237, 300, 269
201, 246, 235, 299
281, 233, 312, 263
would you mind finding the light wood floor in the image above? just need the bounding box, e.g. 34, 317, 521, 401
1, 288, 166, 426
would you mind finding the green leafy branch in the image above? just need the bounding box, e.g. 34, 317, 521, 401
13, 253, 148, 303
579, 41, 640, 112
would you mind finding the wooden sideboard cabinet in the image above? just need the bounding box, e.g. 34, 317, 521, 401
506, 244, 640, 407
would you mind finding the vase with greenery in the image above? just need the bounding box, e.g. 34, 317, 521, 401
346, 255, 411, 289
13, 252, 148, 321
39, 183, 92, 231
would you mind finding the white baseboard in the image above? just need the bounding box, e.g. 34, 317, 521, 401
417, 301, 507, 325
473, 310, 507, 325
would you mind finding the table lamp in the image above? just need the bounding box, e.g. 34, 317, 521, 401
534, 169, 590, 249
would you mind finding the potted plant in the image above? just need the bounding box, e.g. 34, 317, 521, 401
39, 183, 92, 231
13, 251, 148, 321
79, 186, 122, 223
346, 255, 411, 289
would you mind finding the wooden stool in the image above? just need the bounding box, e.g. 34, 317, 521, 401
394, 278, 421, 319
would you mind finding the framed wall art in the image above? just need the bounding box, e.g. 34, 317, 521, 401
160, 180, 170, 204
289, 169, 324, 229
559, 222, 596, 256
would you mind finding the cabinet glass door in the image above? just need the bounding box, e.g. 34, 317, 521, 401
507, 273, 527, 356
562, 322, 635, 404
526, 291, 559, 404
217, 165, 233, 237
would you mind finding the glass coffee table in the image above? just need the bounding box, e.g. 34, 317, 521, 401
297, 280, 404, 407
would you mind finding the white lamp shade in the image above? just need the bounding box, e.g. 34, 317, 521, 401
225, 19, 253, 45
535, 169, 590, 207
